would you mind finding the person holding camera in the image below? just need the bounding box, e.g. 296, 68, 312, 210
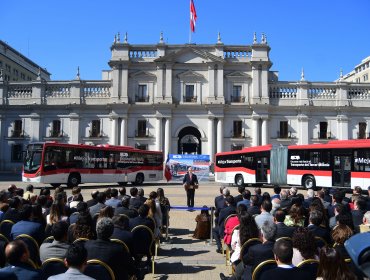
183, 167, 199, 208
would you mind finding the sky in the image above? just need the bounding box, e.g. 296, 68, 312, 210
1, 0, 369, 82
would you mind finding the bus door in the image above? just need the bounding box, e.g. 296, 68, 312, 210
256, 156, 268, 183
332, 153, 351, 188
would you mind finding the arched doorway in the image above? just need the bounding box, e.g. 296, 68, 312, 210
177, 126, 201, 154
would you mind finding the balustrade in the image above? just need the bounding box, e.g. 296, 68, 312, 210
348, 87, 370, 99
7, 85, 32, 98
129, 50, 157, 58
82, 84, 111, 98
269, 85, 297, 98
308, 86, 337, 99
45, 85, 71, 98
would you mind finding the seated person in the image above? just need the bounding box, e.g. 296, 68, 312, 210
193, 206, 211, 239
40, 221, 70, 262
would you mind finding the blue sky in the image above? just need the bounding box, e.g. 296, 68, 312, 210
2, 0, 369, 82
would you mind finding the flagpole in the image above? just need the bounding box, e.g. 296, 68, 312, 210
189, 0, 191, 44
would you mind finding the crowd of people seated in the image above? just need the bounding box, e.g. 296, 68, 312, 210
0, 184, 171, 280
215, 185, 370, 280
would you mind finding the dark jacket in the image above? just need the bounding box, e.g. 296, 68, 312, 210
129, 215, 155, 232
129, 197, 143, 210
114, 206, 138, 218
85, 239, 135, 280
260, 267, 314, 280
218, 205, 236, 237
183, 172, 199, 188
0, 262, 43, 280
111, 227, 134, 253
275, 222, 296, 239
243, 240, 275, 268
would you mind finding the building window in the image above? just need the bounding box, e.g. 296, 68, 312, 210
359, 122, 367, 139
232, 85, 242, 102
11, 144, 23, 162
364, 74, 369, 82
135, 143, 148, 150
136, 85, 148, 102
20, 73, 25, 80
136, 120, 147, 137
50, 120, 61, 137
233, 120, 243, 138
184, 85, 195, 102
231, 144, 244, 151
319, 122, 328, 139
12, 120, 23, 137
5, 64, 11, 72
90, 120, 101, 137
279, 121, 289, 138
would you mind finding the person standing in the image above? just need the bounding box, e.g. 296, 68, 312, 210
183, 167, 199, 208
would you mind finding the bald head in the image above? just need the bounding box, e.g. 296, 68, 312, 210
5, 240, 29, 264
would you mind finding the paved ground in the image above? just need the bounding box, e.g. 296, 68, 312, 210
0, 174, 271, 279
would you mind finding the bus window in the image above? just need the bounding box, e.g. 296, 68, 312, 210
354, 149, 370, 172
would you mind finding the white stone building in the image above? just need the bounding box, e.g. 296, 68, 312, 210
0, 33, 370, 172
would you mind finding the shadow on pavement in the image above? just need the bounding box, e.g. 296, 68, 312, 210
159, 247, 209, 257
154, 262, 216, 276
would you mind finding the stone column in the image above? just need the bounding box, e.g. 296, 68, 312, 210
156, 117, 163, 151
164, 118, 172, 158
164, 64, 172, 103
217, 118, 224, 153
30, 113, 40, 142
252, 114, 260, 146
110, 117, 118, 145
120, 117, 127, 146
121, 65, 129, 103
261, 117, 268, 145
337, 115, 349, 140
69, 114, 80, 144
217, 65, 225, 104
207, 64, 216, 103
208, 117, 215, 159
156, 65, 164, 101
297, 114, 309, 145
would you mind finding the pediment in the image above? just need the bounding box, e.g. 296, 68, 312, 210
129, 70, 157, 80
177, 70, 205, 80
155, 46, 225, 64
225, 71, 251, 80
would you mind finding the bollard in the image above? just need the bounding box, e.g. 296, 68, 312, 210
208, 206, 214, 245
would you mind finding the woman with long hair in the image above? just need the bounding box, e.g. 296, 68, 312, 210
292, 227, 318, 266
316, 247, 356, 280
97, 206, 114, 221
332, 224, 353, 259
284, 204, 306, 227
193, 206, 211, 239
230, 211, 259, 266
68, 213, 95, 243
145, 191, 163, 237
157, 188, 170, 233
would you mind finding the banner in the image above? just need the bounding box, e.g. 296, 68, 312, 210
167, 154, 210, 181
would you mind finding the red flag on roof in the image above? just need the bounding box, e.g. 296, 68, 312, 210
190, 0, 197, 33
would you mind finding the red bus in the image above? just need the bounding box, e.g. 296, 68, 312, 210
215, 139, 370, 189
22, 142, 164, 187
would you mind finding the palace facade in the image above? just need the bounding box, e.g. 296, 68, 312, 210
0, 33, 369, 171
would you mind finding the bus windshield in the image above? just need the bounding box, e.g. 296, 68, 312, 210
24, 149, 42, 173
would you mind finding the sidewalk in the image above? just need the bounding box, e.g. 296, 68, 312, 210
145, 182, 237, 280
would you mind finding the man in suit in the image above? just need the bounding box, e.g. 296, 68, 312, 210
279, 190, 292, 212
88, 192, 106, 217
237, 189, 251, 208
129, 187, 143, 210
10, 204, 45, 245
255, 200, 274, 229
215, 187, 229, 222
183, 167, 199, 208
115, 196, 139, 218
86, 190, 99, 208
85, 217, 136, 280
0, 240, 42, 280
247, 195, 261, 216
303, 189, 315, 209
137, 188, 147, 204
48, 243, 95, 280
307, 210, 330, 243
129, 204, 155, 232
234, 185, 245, 204
352, 197, 367, 233
213, 195, 236, 253
105, 188, 122, 208
317, 190, 331, 209
260, 239, 313, 280
274, 209, 296, 238
40, 221, 70, 262
111, 215, 134, 253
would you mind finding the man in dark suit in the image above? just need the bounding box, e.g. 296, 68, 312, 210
214, 187, 228, 222
111, 215, 134, 253
2, 196, 22, 223
213, 195, 236, 253
129, 187, 143, 210
10, 204, 45, 245
279, 190, 292, 212
234, 185, 245, 204
137, 188, 147, 204
352, 197, 367, 233
115, 196, 138, 218
86, 190, 99, 208
88, 192, 106, 217
129, 204, 155, 232
260, 239, 313, 280
247, 195, 261, 216
274, 209, 296, 238
85, 217, 136, 280
0, 240, 42, 280
182, 167, 199, 208
307, 210, 330, 243
40, 221, 69, 262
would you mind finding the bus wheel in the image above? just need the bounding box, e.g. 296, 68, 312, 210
67, 173, 80, 187
235, 175, 244, 187
302, 175, 316, 189
133, 173, 144, 185
118, 182, 128, 186
50, 183, 61, 188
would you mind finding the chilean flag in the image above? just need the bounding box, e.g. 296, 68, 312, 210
164, 155, 172, 182
190, 0, 197, 33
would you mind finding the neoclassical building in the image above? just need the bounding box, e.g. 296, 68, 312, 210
0, 33, 370, 171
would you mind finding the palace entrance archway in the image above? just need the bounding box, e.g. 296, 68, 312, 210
177, 126, 201, 154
